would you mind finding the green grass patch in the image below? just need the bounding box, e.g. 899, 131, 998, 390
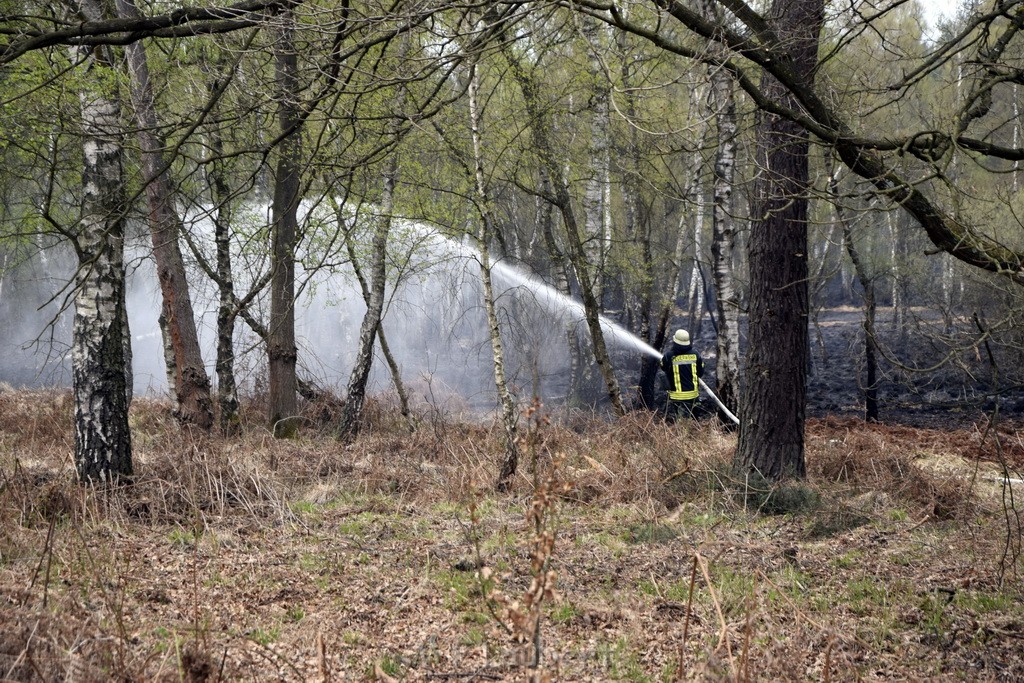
623, 522, 679, 545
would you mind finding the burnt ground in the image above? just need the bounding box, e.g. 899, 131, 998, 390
681, 306, 1024, 430
805, 307, 1024, 428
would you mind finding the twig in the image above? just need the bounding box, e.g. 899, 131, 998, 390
318, 631, 329, 683
678, 554, 699, 681
695, 551, 735, 668
424, 671, 503, 680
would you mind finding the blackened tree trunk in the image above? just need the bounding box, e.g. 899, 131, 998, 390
72, 42, 133, 482
734, 0, 824, 481
116, 0, 214, 431
268, 11, 301, 438
832, 169, 880, 422
336, 36, 411, 442
339, 207, 414, 432
618, 25, 659, 410
336, 158, 394, 441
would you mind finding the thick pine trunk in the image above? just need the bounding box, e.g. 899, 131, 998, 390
73, 49, 133, 483
117, 0, 213, 431
268, 12, 301, 438
734, 0, 824, 481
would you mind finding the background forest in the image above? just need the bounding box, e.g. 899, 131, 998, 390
2, 0, 1024, 463
2, 0, 1024, 680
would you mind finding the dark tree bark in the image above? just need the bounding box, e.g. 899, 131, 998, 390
734, 0, 824, 481
832, 169, 880, 422
72, 38, 133, 483
268, 11, 301, 438
117, 0, 214, 431
336, 35, 412, 442
339, 207, 414, 432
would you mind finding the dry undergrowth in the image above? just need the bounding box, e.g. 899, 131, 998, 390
0, 390, 1022, 681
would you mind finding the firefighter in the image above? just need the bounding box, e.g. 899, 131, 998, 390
661, 329, 704, 422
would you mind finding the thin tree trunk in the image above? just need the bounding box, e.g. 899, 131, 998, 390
534, 168, 562, 401
1014, 85, 1020, 193
887, 210, 907, 349
618, 26, 659, 409
735, 0, 824, 481
268, 11, 301, 438
832, 169, 879, 421
506, 49, 624, 415
337, 56, 411, 439
582, 18, 611, 304
686, 180, 706, 338
537, 167, 584, 405
158, 311, 177, 401
466, 61, 521, 491
707, 53, 741, 416
72, 36, 132, 482
116, 0, 213, 431
205, 77, 241, 435
808, 219, 839, 371
336, 201, 414, 432
336, 163, 393, 441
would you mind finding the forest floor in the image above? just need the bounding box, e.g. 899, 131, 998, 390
1, 308, 1023, 681
1, 389, 1023, 682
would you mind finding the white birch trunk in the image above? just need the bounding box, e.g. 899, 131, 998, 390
582, 19, 611, 303
708, 56, 741, 414
886, 211, 905, 340
1014, 85, 1020, 193
686, 180, 706, 335
73, 44, 133, 482
468, 62, 520, 490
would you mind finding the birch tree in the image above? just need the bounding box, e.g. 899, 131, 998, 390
465, 57, 521, 491
707, 57, 741, 416
71, 37, 133, 482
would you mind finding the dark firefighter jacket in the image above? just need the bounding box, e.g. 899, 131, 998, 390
661, 342, 704, 401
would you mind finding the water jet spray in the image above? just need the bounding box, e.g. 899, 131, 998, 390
422, 228, 741, 425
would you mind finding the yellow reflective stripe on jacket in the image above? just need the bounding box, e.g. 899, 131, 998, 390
669, 353, 699, 401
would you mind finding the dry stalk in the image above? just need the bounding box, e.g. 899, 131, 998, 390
695, 551, 735, 670
476, 405, 565, 675
676, 555, 699, 682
